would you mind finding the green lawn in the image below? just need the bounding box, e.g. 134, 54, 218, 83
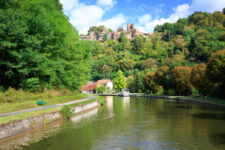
0, 93, 88, 114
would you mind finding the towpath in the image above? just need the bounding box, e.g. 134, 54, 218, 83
0, 95, 96, 117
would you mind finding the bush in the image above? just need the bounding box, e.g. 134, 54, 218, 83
21, 78, 42, 92
96, 85, 106, 94
60, 105, 73, 120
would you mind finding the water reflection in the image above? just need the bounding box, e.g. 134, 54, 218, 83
71, 107, 98, 123
106, 96, 113, 113
0, 123, 61, 150
123, 97, 130, 107
192, 112, 225, 120
210, 133, 225, 145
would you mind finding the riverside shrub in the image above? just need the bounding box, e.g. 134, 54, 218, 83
61, 105, 73, 120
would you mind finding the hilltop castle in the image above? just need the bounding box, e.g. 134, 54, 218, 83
80, 24, 150, 41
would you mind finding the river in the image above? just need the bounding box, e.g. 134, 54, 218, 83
1, 96, 225, 150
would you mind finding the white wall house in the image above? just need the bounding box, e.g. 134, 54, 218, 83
81, 79, 113, 94
96, 79, 113, 91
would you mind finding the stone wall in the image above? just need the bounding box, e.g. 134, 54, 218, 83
0, 101, 98, 140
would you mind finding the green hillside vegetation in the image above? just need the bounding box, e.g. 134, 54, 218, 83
0, 0, 92, 91
88, 9, 225, 98
0, 1, 224, 100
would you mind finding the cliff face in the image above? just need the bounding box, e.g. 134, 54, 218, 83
80, 24, 151, 41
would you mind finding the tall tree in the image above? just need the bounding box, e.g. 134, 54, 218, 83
191, 63, 211, 97
154, 66, 171, 94
143, 72, 159, 94
171, 66, 192, 96
188, 29, 212, 62
113, 70, 126, 92
206, 49, 225, 98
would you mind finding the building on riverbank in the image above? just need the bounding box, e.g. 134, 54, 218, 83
81, 79, 113, 94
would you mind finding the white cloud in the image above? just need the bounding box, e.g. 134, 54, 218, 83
135, 26, 146, 33
60, 0, 125, 34
138, 14, 152, 24
98, 14, 127, 31
138, 0, 225, 33
160, 3, 165, 8
138, 4, 189, 33
60, 0, 225, 35
169, 4, 190, 22
190, 0, 225, 13
60, 0, 79, 10
70, 5, 104, 27
97, 0, 116, 9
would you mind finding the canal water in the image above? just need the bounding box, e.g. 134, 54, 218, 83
1, 96, 225, 150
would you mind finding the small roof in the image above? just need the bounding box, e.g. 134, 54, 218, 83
96, 79, 111, 85
82, 84, 97, 91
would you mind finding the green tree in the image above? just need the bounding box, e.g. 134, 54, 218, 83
151, 35, 159, 50
188, 29, 212, 62
132, 36, 144, 53
118, 32, 125, 43
102, 65, 111, 79
127, 76, 136, 93
133, 71, 145, 93
113, 70, 126, 92
103, 33, 107, 41
96, 85, 106, 94
0, 0, 91, 91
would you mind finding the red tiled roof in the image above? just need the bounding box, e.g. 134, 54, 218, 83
82, 84, 97, 91
96, 79, 111, 85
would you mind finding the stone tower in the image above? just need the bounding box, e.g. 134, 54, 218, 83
127, 24, 134, 32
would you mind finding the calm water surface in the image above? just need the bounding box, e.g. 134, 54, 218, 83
1, 96, 225, 150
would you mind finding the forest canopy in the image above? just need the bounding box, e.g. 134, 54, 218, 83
0, 0, 92, 91
88, 8, 225, 98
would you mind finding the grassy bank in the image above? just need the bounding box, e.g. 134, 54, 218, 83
0, 88, 88, 114
0, 97, 100, 125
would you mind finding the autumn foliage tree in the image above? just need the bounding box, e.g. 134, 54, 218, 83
171, 66, 192, 96
191, 63, 210, 97
154, 66, 170, 93
141, 58, 157, 69
143, 73, 159, 94
206, 49, 225, 98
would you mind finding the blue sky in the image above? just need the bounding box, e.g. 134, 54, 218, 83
60, 0, 225, 34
